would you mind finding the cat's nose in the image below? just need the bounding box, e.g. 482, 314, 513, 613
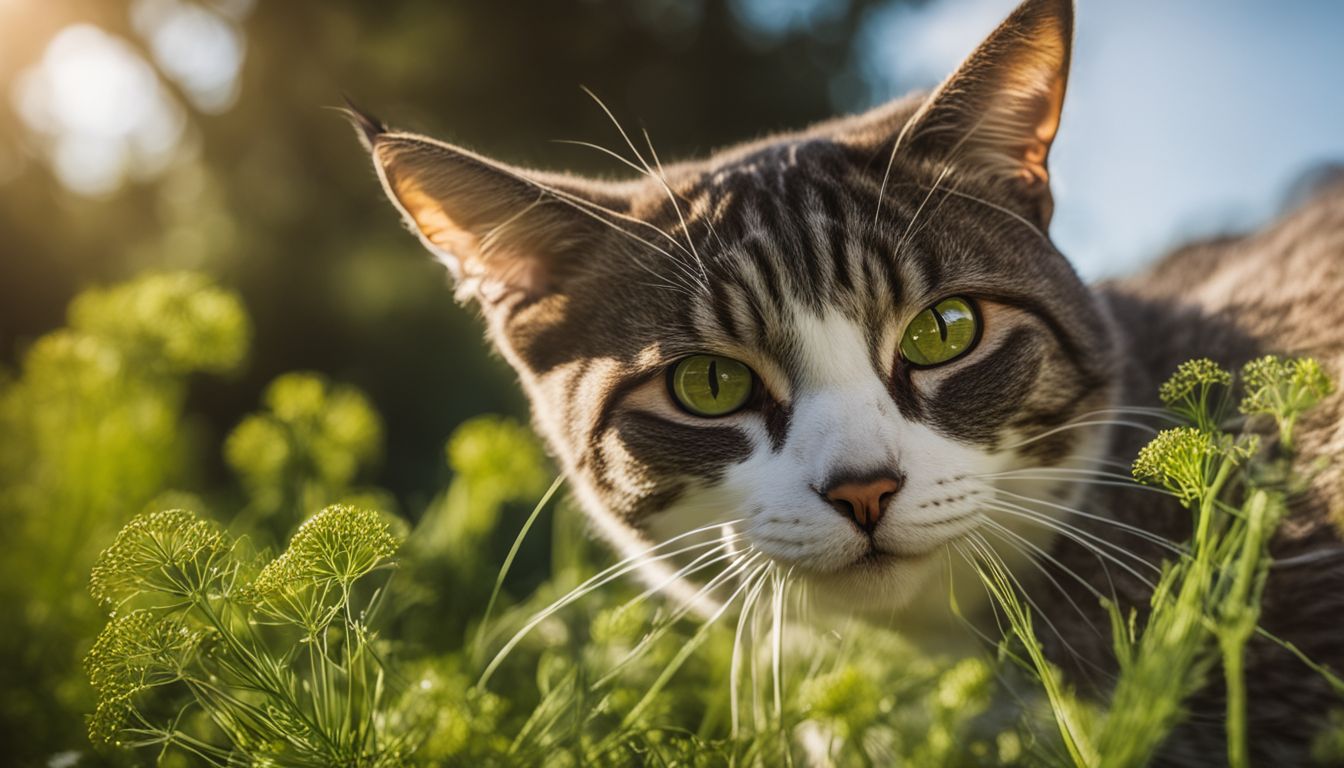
821, 474, 904, 534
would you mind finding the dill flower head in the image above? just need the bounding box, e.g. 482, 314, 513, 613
84, 610, 195, 702
1240, 355, 1335, 417
90, 509, 230, 607
1158, 359, 1233, 406
68, 271, 250, 375
446, 416, 549, 504
252, 504, 399, 597
1132, 427, 1220, 505
84, 609, 200, 746
226, 373, 383, 492
87, 695, 135, 747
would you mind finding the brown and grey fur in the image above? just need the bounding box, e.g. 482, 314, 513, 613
353, 0, 1343, 763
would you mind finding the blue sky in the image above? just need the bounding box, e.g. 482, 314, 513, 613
853, 0, 1344, 279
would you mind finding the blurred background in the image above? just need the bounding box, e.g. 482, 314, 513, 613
4, 0, 1344, 502
1, 0, 1342, 763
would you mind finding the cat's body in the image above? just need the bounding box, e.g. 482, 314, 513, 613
1055, 181, 1344, 764
354, 0, 1343, 762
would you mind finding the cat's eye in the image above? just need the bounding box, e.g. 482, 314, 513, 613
899, 297, 980, 368
668, 355, 755, 417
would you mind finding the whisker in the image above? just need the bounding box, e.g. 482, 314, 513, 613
1069, 406, 1182, 422
980, 517, 1111, 606
981, 500, 1160, 589
890, 161, 953, 250
993, 488, 1185, 554
951, 541, 1014, 646
490, 168, 701, 297
477, 518, 743, 686
642, 127, 719, 283
551, 139, 708, 284
1056, 454, 1135, 471
769, 565, 793, 722
628, 537, 748, 606
965, 532, 1104, 680
619, 558, 771, 728
981, 466, 1145, 483
979, 518, 1113, 644
983, 474, 1172, 495
1000, 419, 1159, 452
731, 565, 773, 739
592, 547, 760, 689
934, 186, 1050, 245
579, 87, 709, 290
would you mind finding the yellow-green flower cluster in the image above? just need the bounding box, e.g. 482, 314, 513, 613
84, 609, 198, 745
1158, 358, 1232, 430
1239, 355, 1334, 419
226, 373, 384, 504
252, 504, 399, 598
446, 416, 550, 506
1159, 359, 1233, 405
90, 509, 229, 607
68, 271, 250, 375
1132, 427, 1220, 505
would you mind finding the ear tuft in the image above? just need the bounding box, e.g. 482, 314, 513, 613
338, 95, 387, 151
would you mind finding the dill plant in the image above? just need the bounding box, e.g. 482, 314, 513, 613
85, 504, 415, 766
226, 372, 387, 538
981, 356, 1334, 768
0, 272, 248, 759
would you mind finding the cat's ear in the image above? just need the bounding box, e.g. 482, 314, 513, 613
350, 108, 630, 306
863, 0, 1073, 224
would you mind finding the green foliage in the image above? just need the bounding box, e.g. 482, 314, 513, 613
85, 505, 413, 766
396, 415, 553, 637
994, 356, 1336, 768
226, 372, 386, 536
0, 271, 249, 761
66, 272, 250, 376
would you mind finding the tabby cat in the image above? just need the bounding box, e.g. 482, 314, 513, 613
353, 0, 1344, 762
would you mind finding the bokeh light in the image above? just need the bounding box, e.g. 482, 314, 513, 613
11, 24, 184, 196
132, 0, 247, 113
730, 0, 847, 40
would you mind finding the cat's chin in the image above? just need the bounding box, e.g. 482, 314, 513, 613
792, 545, 991, 643
799, 550, 944, 615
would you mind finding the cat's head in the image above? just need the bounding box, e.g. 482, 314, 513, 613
357, 0, 1116, 614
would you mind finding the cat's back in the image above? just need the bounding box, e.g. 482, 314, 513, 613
1124, 174, 1344, 359
1084, 177, 1344, 766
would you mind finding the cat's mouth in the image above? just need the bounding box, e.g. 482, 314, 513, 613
852, 545, 930, 569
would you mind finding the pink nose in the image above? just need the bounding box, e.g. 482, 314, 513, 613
823, 476, 903, 533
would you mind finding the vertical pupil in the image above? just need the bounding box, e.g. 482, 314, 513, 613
708, 359, 720, 398
932, 307, 949, 342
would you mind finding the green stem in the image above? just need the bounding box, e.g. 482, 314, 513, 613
194, 597, 338, 755
1221, 632, 1250, 768
472, 475, 563, 662
1278, 414, 1297, 453
1219, 490, 1270, 768
1195, 457, 1235, 559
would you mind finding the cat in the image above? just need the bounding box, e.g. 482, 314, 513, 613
351, 0, 1344, 762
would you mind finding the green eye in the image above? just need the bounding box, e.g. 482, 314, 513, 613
899, 297, 980, 367
669, 355, 754, 417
